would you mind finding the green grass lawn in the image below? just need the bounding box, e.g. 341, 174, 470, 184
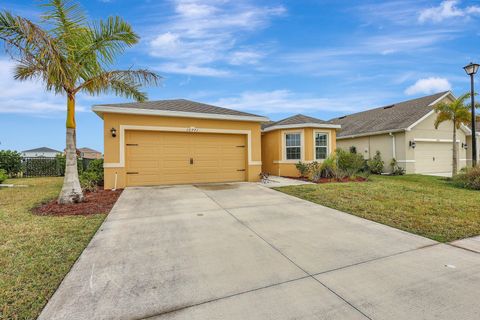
0, 177, 106, 320
276, 175, 480, 243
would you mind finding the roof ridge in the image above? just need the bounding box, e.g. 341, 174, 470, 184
93, 98, 266, 119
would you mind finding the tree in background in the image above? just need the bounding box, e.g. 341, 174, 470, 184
0, 0, 160, 203
434, 93, 472, 175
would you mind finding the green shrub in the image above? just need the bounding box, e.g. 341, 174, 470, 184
307, 161, 321, 179
295, 161, 310, 178
367, 151, 384, 174
86, 159, 104, 183
452, 166, 480, 190
390, 158, 405, 176
0, 150, 22, 176
0, 169, 7, 183
336, 149, 365, 176
80, 171, 100, 192
79, 159, 104, 191
316, 155, 337, 180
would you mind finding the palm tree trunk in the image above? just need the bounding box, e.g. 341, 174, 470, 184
58, 94, 84, 204
452, 125, 458, 175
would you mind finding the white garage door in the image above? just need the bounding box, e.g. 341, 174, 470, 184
415, 142, 454, 174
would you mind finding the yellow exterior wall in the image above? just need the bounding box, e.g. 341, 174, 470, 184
261, 127, 337, 177
102, 113, 262, 189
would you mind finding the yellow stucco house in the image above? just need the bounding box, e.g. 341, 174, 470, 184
93, 100, 341, 188
261, 114, 341, 177
93, 100, 268, 189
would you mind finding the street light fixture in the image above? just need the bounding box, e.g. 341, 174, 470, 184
464, 62, 480, 167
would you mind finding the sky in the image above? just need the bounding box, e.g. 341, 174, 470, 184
0, 0, 479, 152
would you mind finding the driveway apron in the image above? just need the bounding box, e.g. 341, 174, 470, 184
39, 183, 480, 320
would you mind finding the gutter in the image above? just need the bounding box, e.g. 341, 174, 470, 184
337, 128, 406, 140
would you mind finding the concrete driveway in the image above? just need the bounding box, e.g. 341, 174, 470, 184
39, 183, 480, 320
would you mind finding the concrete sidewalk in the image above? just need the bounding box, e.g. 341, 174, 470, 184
39, 183, 480, 320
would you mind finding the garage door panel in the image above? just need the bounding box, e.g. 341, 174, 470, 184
415, 142, 454, 174
128, 160, 158, 169
125, 131, 246, 186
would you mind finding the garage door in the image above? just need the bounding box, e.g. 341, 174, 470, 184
125, 130, 247, 186
415, 142, 454, 174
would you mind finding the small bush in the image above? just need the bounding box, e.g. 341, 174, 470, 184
80, 171, 100, 192
336, 149, 365, 176
0, 150, 22, 176
0, 169, 7, 183
367, 151, 384, 174
452, 166, 480, 190
295, 161, 310, 178
390, 158, 405, 176
86, 159, 104, 185
79, 159, 104, 192
307, 161, 321, 178
317, 155, 337, 180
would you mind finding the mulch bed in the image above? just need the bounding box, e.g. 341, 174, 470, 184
33, 189, 123, 216
283, 176, 368, 184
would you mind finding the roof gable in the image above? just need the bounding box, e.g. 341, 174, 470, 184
262, 114, 339, 131
78, 147, 101, 153
22, 147, 62, 153
330, 91, 452, 138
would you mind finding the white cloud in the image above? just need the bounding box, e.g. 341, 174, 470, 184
0, 59, 87, 114
148, 0, 285, 77
404, 77, 452, 95
211, 90, 360, 114
155, 63, 231, 77
419, 0, 480, 23
228, 50, 264, 65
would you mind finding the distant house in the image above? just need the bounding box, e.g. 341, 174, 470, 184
330, 91, 474, 175
78, 147, 103, 159
21, 147, 62, 158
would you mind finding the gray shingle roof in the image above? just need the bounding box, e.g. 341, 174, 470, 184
262, 114, 329, 130
22, 147, 62, 153
330, 92, 450, 138
78, 147, 101, 153
95, 99, 264, 118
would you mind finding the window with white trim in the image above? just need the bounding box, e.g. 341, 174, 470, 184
315, 132, 328, 160
285, 133, 301, 160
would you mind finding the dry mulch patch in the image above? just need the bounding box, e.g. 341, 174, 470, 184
283, 176, 368, 184
33, 189, 123, 216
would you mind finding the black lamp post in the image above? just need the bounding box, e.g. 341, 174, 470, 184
464, 62, 479, 167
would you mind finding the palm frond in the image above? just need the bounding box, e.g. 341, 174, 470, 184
41, 0, 85, 39
0, 11, 69, 93
434, 111, 452, 129
76, 69, 161, 101
79, 16, 138, 66
455, 92, 471, 106
14, 60, 43, 80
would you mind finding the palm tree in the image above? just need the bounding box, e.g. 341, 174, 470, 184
0, 0, 160, 203
434, 93, 471, 175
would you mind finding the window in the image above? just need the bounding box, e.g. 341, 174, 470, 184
285, 133, 301, 160
315, 132, 328, 160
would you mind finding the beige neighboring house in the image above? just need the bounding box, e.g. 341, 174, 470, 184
78, 147, 103, 159
330, 91, 474, 175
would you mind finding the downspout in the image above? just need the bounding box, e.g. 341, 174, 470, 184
389, 132, 396, 159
